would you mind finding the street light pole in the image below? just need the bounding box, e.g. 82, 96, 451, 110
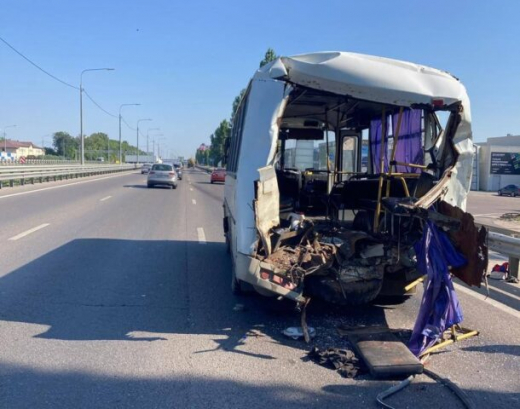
146, 128, 160, 156
119, 103, 140, 164
136, 119, 152, 165
80, 68, 114, 165
2, 125, 17, 156
157, 137, 166, 160
149, 133, 163, 160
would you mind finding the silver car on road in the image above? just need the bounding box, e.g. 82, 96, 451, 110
147, 163, 178, 189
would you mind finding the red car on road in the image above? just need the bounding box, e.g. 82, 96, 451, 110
210, 168, 226, 184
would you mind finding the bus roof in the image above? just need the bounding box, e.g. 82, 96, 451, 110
255, 51, 468, 108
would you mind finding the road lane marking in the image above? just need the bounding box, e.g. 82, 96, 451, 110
192, 199, 196, 205
100, 195, 112, 201
189, 188, 193, 191
474, 213, 505, 217
9, 223, 50, 241
454, 283, 520, 320
197, 227, 206, 244
0, 172, 134, 200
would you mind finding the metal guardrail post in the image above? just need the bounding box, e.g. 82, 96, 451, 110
509, 257, 519, 279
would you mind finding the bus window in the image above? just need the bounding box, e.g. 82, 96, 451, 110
341, 136, 357, 181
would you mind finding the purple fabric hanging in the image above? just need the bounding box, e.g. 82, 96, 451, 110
408, 221, 466, 356
392, 109, 423, 173
369, 117, 389, 173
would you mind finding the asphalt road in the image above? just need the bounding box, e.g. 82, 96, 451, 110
467, 190, 520, 233
0, 169, 518, 409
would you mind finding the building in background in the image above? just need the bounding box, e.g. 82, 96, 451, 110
0, 139, 44, 160
477, 135, 520, 191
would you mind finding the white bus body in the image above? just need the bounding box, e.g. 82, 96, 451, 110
224, 52, 476, 305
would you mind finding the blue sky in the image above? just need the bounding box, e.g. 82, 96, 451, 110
1, 0, 519, 157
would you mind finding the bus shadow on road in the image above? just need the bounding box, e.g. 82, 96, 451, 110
0, 238, 389, 354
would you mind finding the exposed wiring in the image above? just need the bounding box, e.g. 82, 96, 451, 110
121, 117, 136, 131
0, 35, 78, 90
83, 89, 118, 118
1, 35, 123, 122
376, 375, 413, 409
375, 357, 476, 409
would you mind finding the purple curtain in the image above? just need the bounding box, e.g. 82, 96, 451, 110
408, 221, 466, 356
369, 117, 390, 173
392, 109, 423, 173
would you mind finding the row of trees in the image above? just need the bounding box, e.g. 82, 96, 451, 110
195, 48, 278, 167
50, 131, 143, 161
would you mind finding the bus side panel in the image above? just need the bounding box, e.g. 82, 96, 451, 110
233, 79, 291, 257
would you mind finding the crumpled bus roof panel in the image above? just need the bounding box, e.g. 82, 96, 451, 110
256, 52, 468, 107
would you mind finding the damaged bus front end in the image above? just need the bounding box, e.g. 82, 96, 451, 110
224, 52, 485, 306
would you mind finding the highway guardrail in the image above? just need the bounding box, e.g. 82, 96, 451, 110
487, 231, 520, 278
0, 164, 136, 188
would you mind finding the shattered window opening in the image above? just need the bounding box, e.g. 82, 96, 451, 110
250, 84, 478, 306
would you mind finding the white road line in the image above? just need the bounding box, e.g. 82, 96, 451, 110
192, 199, 196, 205
9, 223, 50, 241
100, 195, 112, 202
454, 283, 520, 320
474, 213, 505, 217
189, 188, 193, 191
0, 172, 134, 200
197, 227, 206, 244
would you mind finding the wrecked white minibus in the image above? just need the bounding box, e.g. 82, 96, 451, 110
223, 51, 485, 306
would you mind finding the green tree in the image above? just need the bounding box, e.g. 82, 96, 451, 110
85, 132, 110, 161
209, 120, 231, 166
53, 131, 78, 159
44, 147, 57, 156
231, 88, 246, 122
259, 47, 278, 67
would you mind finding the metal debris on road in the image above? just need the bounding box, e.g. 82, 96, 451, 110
282, 326, 316, 340
307, 346, 365, 379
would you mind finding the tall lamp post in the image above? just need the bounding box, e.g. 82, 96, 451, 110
80, 68, 114, 165
136, 119, 152, 165
157, 137, 166, 159
119, 103, 140, 164
146, 128, 160, 155
2, 124, 17, 156
150, 133, 163, 159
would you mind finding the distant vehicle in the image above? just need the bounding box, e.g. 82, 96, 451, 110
147, 163, 178, 189
96, 157, 105, 162
141, 163, 152, 174
125, 155, 156, 164
498, 184, 520, 197
211, 168, 226, 184
173, 163, 183, 180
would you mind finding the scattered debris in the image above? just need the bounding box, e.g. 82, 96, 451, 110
282, 326, 316, 340
339, 326, 423, 379
307, 346, 365, 378
488, 262, 509, 280
438, 201, 488, 287
409, 221, 466, 356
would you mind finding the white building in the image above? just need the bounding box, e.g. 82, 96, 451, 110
477, 135, 520, 191
1, 140, 44, 160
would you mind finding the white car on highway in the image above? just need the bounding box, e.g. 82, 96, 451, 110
147, 163, 178, 189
